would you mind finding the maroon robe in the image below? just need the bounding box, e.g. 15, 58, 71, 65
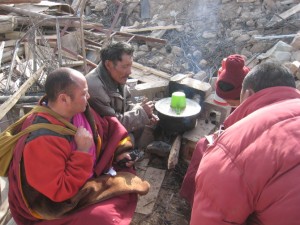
8, 108, 137, 225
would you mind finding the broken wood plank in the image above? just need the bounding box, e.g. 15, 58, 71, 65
0, 42, 4, 67
1, 46, 24, 64
0, 5, 103, 31
168, 135, 181, 169
135, 158, 150, 178
269, 3, 300, 25
61, 47, 97, 68
0, 40, 17, 48
253, 34, 297, 40
0, 95, 42, 103
135, 167, 165, 215
15, 16, 103, 30
0, 0, 41, 3
0, 65, 45, 121
132, 61, 171, 80
236, 0, 256, 2
5, 31, 26, 40
114, 31, 167, 44
62, 60, 84, 67
0, 16, 17, 34
120, 25, 182, 33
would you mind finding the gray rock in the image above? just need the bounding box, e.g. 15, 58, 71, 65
146, 141, 171, 158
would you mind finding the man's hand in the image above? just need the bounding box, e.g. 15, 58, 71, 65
116, 149, 144, 168
149, 114, 159, 125
75, 126, 93, 153
140, 98, 154, 118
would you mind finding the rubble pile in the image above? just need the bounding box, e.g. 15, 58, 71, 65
0, 0, 299, 133
87, 0, 300, 79
0, 1, 300, 225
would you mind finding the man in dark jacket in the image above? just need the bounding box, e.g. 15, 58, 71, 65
191, 62, 300, 225
86, 42, 158, 146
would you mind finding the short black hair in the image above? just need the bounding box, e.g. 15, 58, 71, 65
45, 68, 77, 102
242, 62, 296, 93
100, 41, 134, 66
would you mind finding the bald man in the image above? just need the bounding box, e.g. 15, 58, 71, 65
7, 68, 145, 225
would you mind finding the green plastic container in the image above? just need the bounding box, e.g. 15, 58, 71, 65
171, 91, 186, 114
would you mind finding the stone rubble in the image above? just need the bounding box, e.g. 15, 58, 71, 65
87, 0, 300, 85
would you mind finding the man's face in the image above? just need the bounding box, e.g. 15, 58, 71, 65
106, 54, 133, 85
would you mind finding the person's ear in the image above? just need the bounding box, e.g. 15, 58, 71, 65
240, 88, 255, 103
58, 93, 70, 104
104, 60, 114, 72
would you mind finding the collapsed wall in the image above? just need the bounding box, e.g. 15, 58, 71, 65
88, 0, 300, 78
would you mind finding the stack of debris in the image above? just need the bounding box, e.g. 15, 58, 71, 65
0, 1, 300, 224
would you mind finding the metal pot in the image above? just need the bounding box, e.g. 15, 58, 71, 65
155, 97, 201, 135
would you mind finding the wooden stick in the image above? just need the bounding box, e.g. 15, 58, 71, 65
269, 3, 300, 25
115, 31, 167, 44
253, 34, 297, 40
0, 65, 45, 121
79, 0, 88, 74
168, 135, 181, 169
0, 41, 4, 67
56, 19, 63, 67
61, 47, 97, 68
120, 25, 182, 33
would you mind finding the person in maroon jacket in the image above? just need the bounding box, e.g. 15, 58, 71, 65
7, 68, 148, 225
180, 54, 250, 205
191, 62, 300, 225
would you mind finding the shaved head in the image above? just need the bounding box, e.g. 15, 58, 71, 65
45, 68, 85, 102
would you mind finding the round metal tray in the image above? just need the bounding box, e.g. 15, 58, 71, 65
155, 97, 201, 118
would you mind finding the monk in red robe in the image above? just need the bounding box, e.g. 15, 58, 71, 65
8, 68, 149, 225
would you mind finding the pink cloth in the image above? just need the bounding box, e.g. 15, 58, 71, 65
71, 113, 96, 177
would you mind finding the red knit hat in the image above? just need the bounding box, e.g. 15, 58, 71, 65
215, 54, 250, 100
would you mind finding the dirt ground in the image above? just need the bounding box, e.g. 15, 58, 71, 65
131, 154, 191, 225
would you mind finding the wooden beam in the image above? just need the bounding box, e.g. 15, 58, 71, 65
0, 16, 17, 34
15, 16, 102, 30
61, 47, 97, 68
0, 42, 4, 67
120, 25, 182, 33
1, 46, 24, 64
0, 95, 42, 103
115, 31, 167, 44
0, 5, 103, 31
0, 65, 45, 120
135, 167, 165, 215
236, 0, 256, 2
132, 61, 171, 80
269, 3, 300, 24
0, 0, 41, 3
